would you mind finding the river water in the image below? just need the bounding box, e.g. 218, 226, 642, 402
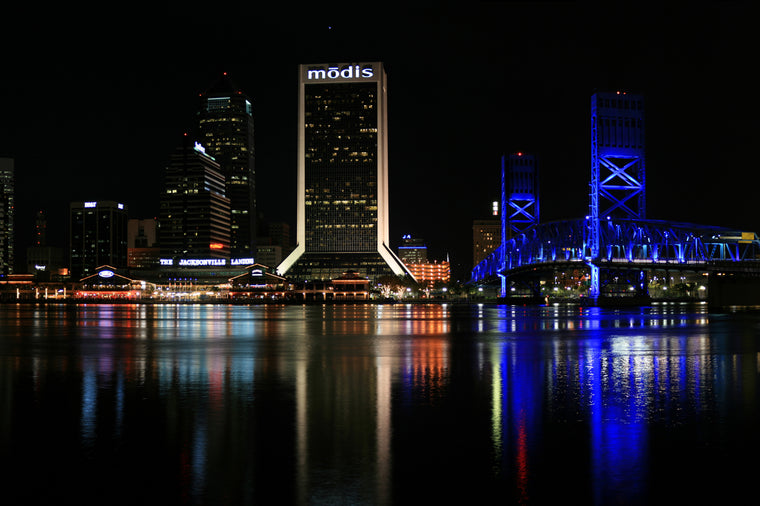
1, 302, 758, 505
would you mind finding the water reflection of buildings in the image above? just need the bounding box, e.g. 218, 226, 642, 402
5, 303, 752, 504
481, 305, 723, 503
13, 304, 434, 504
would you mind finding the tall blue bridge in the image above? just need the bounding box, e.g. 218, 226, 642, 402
471, 92, 760, 305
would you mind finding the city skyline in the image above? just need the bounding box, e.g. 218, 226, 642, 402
1, 4, 757, 281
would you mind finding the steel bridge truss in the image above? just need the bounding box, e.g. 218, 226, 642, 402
507, 197, 538, 236
596, 155, 646, 219
472, 218, 760, 294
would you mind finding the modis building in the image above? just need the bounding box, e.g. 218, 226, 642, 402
278, 62, 410, 282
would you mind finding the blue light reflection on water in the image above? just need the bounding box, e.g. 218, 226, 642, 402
1, 302, 759, 505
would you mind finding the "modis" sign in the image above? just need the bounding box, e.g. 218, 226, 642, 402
306, 64, 375, 81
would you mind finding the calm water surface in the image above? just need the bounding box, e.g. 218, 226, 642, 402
1, 302, 759, 505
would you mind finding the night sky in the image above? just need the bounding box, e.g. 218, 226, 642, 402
2, 2, 757, 281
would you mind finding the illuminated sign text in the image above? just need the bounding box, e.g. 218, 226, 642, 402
307, 64, 374, 81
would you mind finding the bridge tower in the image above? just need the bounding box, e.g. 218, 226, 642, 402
588, 91, 646, 299
504, 153, 540, 238
500, 153, 539, 297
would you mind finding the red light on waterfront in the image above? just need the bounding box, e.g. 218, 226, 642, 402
209, 243, 224, 250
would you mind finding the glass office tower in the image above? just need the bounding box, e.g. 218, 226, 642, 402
159, 136, 231, 260
197, 73, 255, 256
278, 62, 409, 282
69, 200, 128, 279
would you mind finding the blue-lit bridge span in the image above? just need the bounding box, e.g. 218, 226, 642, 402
474, 92, 760, 305
471, 217, 760, 305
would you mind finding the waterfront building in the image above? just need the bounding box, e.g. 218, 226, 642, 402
127, 218, 159, 269
228, 263, 288, 300
398, 235, 427, 265
197, 73, 256, 256
331, 270, 370, 300
74, 265, 144, 299
278, 62, 410, 283
159, 135, 231, 260
290, 270, 370, 302
472, 218, 500, 268
404, 260, 450, 289
0, 157, 14, 275
69, 200, 128, 279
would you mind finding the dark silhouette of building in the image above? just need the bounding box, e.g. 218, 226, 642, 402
397, 235, 427, 265
197, 73, 256, 257
69, 201, 128, 279
26, 210, 65, 280
0, 157, 14, 275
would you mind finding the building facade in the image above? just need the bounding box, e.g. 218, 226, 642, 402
0, 158, 14, 275
69, 201, 128, 279
397, 235, 427, 265
472, 218, 500, 268
197, 73, 256, 257
278, 62, 409, 282
404, 260, 450, 289
127, 218, 160, 269
159, 136, 231, 260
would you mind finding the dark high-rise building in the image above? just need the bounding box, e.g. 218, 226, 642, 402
197, 73, 255, 256
278, 62, 409, 282
69, 200, 128, 279
0, 157, 13, 275
159, 135, 231, 259
32, 209, 46, 246
398, 235, 427, 265
27, 209, 65, 279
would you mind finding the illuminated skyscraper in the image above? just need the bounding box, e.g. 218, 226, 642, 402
159, 135, 231, 259
197, 73, 255, 256
69, 200, 128, 279
0, 158, 14, 275
278, 62, 409, 282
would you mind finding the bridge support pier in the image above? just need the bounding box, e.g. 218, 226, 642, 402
588, 263, 600, 304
